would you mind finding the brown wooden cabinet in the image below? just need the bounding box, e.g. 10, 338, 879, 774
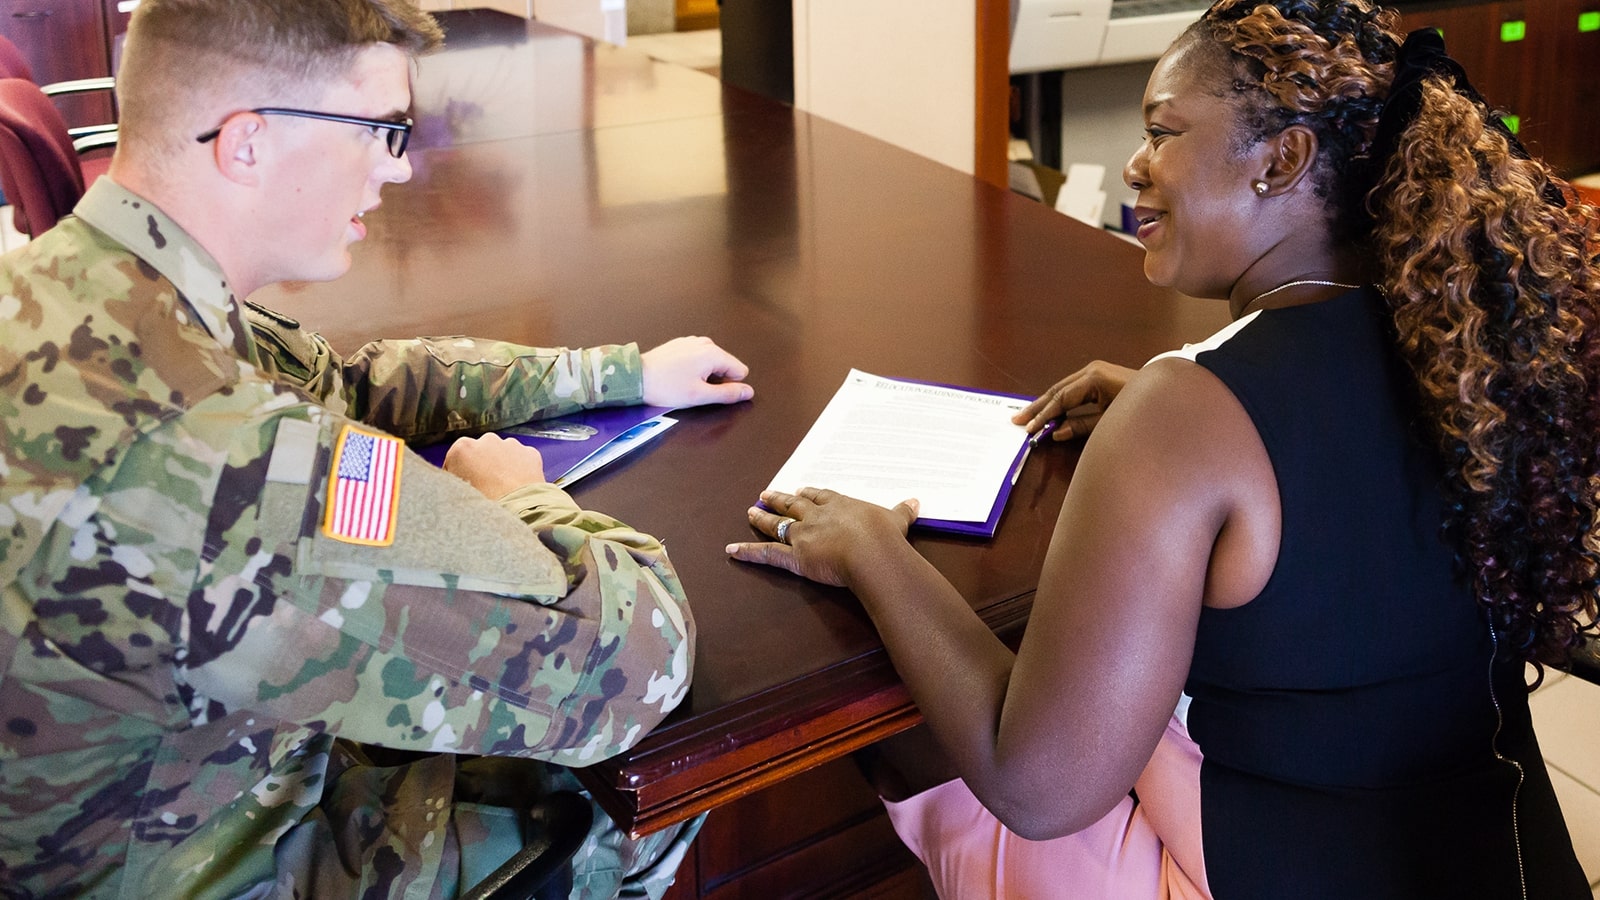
101, 0, 131, 78
0, 0, 113, 129
1397, 0, 1600, 176
661, 756, 935, 900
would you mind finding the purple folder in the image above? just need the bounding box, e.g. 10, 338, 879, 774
763, 374, 1034, 539
894, 376, 1032, 538
917, 444, 1033, 537
414, 404, 675, 484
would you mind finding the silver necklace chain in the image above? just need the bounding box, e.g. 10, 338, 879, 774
1244, 279, 1361, 314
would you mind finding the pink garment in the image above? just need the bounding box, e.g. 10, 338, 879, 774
883, 713, 1210, 899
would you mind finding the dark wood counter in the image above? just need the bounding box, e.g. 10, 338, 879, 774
257, 6, 1229, 855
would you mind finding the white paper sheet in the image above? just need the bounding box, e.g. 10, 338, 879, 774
766, 370, 1030, 522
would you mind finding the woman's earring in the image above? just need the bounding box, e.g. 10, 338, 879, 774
1253, 180, 1269, 196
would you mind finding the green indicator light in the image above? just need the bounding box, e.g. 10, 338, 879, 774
1501, 19, 1526, 42
1581, 11, 1600, 32
1502, 114, 1521, 135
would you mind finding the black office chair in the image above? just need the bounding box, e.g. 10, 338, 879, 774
351, 744, 594, 900
461, 790, 594, 900
1556, 635, 1600, 686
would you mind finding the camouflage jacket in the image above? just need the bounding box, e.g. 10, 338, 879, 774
0, 180, 694, 898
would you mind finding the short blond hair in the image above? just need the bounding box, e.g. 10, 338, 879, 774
117, 0, 443, 163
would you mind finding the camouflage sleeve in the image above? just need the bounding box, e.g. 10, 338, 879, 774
244, 301, 646, 444
179, 401, 692, 766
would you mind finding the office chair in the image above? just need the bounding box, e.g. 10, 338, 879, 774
1558, 635, 1600, 686
312, 740, 596, 900
0, 34, 118, 143
0, 33, 29, 82
0, 77, 115, 237
461, 790, 594, 900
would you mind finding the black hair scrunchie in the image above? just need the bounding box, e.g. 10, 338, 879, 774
1373, 28, 1565, 208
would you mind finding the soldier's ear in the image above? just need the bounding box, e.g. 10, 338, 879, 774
209, 112, 266, 187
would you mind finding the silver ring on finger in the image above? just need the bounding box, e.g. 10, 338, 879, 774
775, 517, 796, 544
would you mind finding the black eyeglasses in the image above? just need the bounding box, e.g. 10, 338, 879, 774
196, 107, 414, 158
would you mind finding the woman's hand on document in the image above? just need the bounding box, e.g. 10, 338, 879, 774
726, 488, 919, 588
1014, 361, 1136, 442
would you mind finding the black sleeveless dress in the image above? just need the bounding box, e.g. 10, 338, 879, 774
1182, 288, 1588, 899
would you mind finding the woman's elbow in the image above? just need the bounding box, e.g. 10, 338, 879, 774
982, 781, 1126, 841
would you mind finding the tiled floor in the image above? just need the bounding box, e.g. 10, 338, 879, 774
1529, 667, 1600, 894
0, 206, 24, 253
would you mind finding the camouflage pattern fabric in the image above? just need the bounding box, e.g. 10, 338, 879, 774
0, 179, 696, 899
244, 302, 646, 446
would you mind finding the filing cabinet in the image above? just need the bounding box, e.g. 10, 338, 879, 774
1396, 0, 1600, 177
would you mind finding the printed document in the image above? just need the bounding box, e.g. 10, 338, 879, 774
767, 370, 1031, 525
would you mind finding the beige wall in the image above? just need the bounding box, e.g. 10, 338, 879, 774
792, 0, 975, 175
626, 0, 675, 35
532, 0, 626, 43
417, 0, 533, 16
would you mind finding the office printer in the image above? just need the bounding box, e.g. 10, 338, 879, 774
1010, 0, 1210, 72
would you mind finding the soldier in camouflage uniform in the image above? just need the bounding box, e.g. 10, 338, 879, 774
0, 0, 752, 897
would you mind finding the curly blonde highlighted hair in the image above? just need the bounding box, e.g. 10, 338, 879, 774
1199, 0, 1600, 667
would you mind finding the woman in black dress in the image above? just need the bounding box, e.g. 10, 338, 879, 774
729, 1, 1598, 896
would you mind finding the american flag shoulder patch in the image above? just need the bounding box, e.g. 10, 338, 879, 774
322, 424, 403, 546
